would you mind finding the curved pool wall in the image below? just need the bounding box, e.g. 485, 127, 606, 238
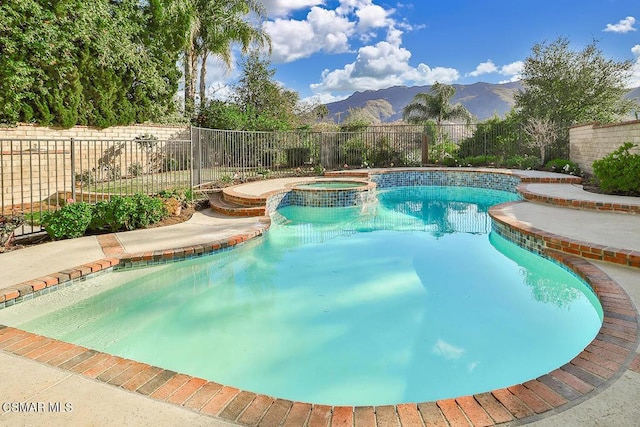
285, 180, 376, 208
370, 169, 521, 192
267, 170, 521, 214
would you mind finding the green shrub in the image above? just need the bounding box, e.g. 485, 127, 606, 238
462, 155, 499, 167
504, 155, 541, 170
90, 194, 167, 232
89, 197, 134, 232
441, 156, 458, 167
131, 194, 166, 228
592, 143, 640, 194
43, 203, 93, 240
545, 158, 581, 175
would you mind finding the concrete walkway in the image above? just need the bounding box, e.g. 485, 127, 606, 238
1, 170, 639, 426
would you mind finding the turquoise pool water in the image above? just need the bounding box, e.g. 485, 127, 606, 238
9, 186, 603, 406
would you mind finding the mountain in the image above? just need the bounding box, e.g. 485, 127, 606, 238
325, 81, 523, 123
326, 82, 640, 123
625, 86, 640, 102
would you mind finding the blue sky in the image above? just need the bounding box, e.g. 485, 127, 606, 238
206, 0, 640, 104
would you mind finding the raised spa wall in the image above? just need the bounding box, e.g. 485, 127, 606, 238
266, 170, 522, 214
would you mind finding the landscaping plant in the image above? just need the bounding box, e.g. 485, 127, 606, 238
0, 214, 24, 250
592, 143, 640, 194
89, 194, 166, 232
42, 202, 93, 240
545, 159, 581, 175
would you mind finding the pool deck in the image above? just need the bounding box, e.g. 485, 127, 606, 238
0, 168, 639, 426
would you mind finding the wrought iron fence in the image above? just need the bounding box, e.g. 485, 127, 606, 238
2, 123, 569, 237
190, 125, 426, 184
1, 137, 191, 237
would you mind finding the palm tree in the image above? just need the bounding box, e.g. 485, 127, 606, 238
402, 83, 473, 147
183, 0, 271, 117
402, 82, 473, 126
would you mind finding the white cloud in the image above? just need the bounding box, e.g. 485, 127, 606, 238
604, 16, 637, 33
261, 0, 325, 17
465, 59, 522, 82
356, 4, 391, 32
264, 7, 355, 62
630, 45, 640, 87
300, 92, 350, 105
310, 29, 460, 95
336, 0, 371, 16
500, 60, 524, 76
468, 60, 498, 77
264, 0, 461, 100
407, 64, 460, 85
498, 61, 524, 82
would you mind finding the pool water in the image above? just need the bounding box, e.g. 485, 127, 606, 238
7, 186, 603, 406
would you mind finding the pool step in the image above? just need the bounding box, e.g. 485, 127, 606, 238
208, 191, 266, 217
517, 182, 640, 214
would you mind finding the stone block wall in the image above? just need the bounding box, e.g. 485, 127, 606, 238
570, 120, 640, 175
1, 124, 190, 211
0, 123, 189, 141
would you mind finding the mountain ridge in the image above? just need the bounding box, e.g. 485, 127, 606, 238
326, 81, 640, 123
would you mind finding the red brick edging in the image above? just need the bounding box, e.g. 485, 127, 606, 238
490, 201, 640, 269
518, 183, 640, 214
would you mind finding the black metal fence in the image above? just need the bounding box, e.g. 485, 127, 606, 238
191, 125, 426, 184
2, 123, 568, 237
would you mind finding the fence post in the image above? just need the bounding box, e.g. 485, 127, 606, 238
191, 126, 201, 187
421, 133, 429, 165
70, 138, 76, 202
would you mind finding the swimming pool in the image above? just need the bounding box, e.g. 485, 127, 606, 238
0, 184, 603, 407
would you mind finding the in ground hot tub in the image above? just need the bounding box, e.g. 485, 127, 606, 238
287, 179, 376, 207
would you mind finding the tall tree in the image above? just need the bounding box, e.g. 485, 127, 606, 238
402, 83, 473, 125
514, 37, 637, 126
403, 82, 473, 145
232, 52, 299, 130
0, 0, 189, 127
182, 0, 270, 117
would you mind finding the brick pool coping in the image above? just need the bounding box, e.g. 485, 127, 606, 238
1, 171, 640, 426
517, 183, 640, 215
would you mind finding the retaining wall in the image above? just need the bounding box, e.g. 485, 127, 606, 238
570, 120, 640, 175
0, 123, 189, 141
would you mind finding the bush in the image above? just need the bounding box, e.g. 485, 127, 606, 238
89, 197, 134, 233
43, 202, 93, 240
368, 138, 407, 167
461, 155, 499, 167
441, 156, 458, 167
545, 158, 581, 175
592, 143, 640, 194
89, 194, 166, 232
285, 147, 311, 167
504, 155, 541, 170
131, 194, 166, 228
